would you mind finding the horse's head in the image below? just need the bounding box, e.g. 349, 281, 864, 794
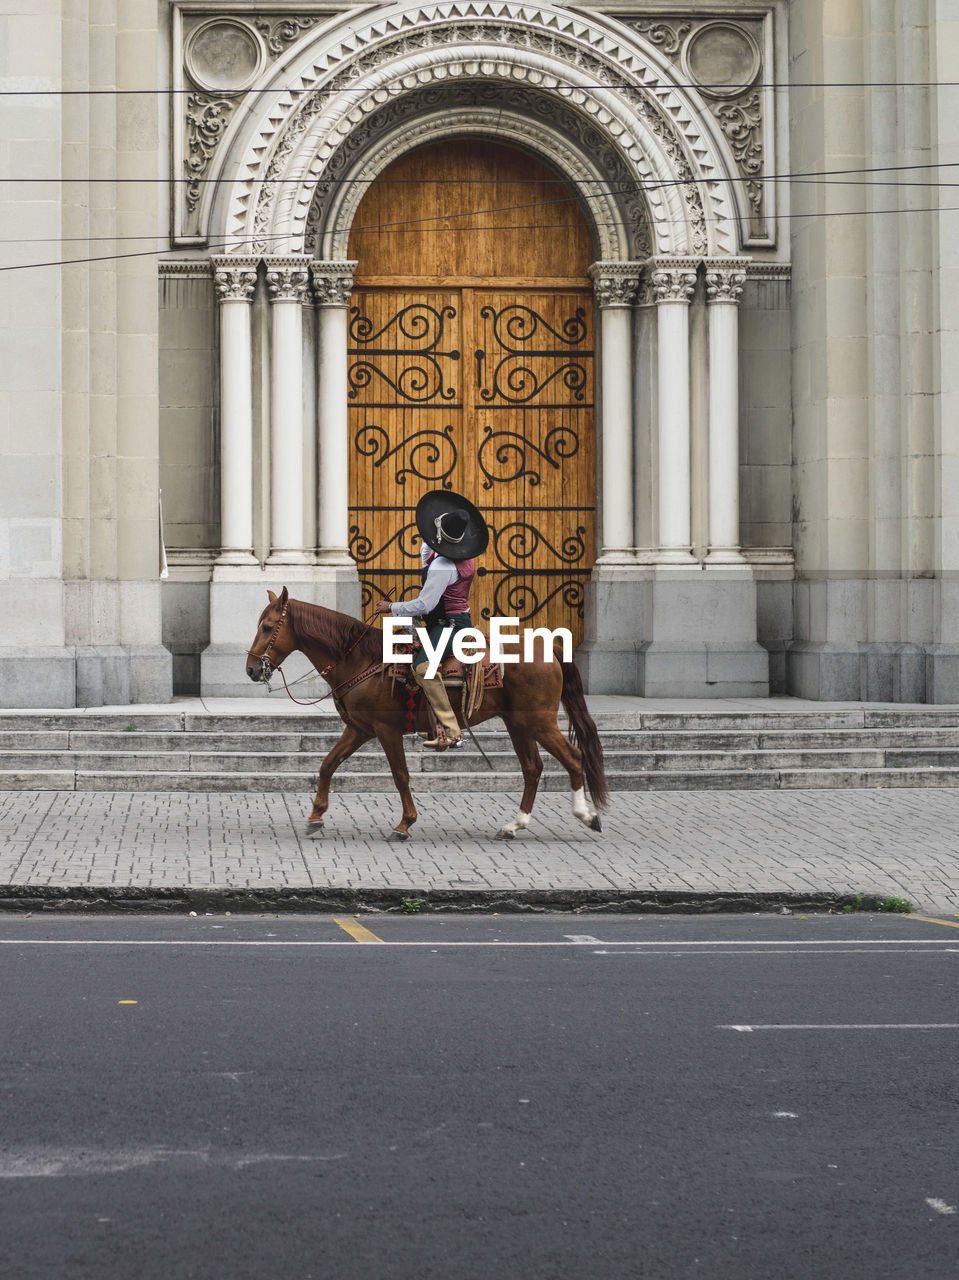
246, 587, 294, 683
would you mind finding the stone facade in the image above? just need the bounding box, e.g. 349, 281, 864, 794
3, 0, 958, 703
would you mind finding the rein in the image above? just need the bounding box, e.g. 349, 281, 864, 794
249, 593, 393, 708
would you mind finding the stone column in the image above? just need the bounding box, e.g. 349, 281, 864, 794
264, 258, 311, 565
577, 263, 646, 693
704, 260, 748, 563
211, 256, 258, 566
651, 259, 698, 564
587, 261, 642, 563
312, 261, 357, 566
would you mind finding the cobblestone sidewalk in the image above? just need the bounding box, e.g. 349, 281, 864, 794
1, 788, 958, 914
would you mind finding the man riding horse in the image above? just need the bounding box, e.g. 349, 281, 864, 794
374, 490, 489, 752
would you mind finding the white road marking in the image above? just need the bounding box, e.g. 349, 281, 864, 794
772, 1112, 799, 1119
925, 1198, 957, 1216
721, 1024, 959, 1032
592, 948, 958, 957
564, 934, 601, 943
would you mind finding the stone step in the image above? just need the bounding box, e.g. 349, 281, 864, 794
7, 724, 959, 758
4, 707, 959, 735
4, 766, 959, 794
4, 746, 956, 775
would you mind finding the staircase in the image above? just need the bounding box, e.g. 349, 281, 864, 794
3, 706, 959, 792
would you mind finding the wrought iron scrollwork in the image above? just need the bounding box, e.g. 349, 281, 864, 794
479, 575, 586, 623
490, 522, 587, 566
349, 303, 457, 350
348, 522, 420, 565
475, 302, 591, 405
480, 304, 590, 352
348, 302, 460, 403
354, 423, 458, 487
479, 360, 588, 404
478, 425, 579, 488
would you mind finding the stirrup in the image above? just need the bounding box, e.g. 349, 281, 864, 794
423, 727, 460, 751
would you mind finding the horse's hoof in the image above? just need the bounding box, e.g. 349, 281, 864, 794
388, 830, 410, 842
589, 815, 603, 833
495, 829, 515, 840
305, 822, 324, 839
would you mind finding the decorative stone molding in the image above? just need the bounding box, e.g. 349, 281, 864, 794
212, 1, 741, 259
650, 260, 698, 304
264, 258, 311, 303
310, 261, 357, 307
255, 22, 709, 256
704, 260, 748, 304
211, 256, 258, 302
613, 11, 770, 241
252, 15, 322, 57
158, 261, 213, 279
305, 86, 653, 261
184, 93, 238, 214
744, 262, 791, 280
175, 10, 331, 239
588, 261, 643, 308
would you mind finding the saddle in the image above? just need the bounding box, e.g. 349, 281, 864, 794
384, 634, 503, 728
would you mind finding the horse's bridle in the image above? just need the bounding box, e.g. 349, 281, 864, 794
249, 599, 290, 684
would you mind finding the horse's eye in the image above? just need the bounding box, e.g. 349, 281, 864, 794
261, 623, 272, 632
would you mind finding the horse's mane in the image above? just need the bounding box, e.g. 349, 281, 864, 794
287, 598, 383, 665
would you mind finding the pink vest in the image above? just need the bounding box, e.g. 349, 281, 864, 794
427, 553, 475, 615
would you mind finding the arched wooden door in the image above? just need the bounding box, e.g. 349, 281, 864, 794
346, 139, 595, 645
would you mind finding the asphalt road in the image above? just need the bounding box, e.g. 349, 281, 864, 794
1, 912, 958, 1280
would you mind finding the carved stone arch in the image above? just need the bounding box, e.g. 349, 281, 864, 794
207, 0, 743, 258
304, 92, 653, 263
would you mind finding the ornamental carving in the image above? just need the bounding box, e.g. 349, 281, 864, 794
704, 261, 748, 304
310, 261, 357, 306
248, 12, 713, 255
588, 261, 642, 308
184, 93, 237, 213
618, 13, 768, 238
650, 261, 698, 304
211, 257, 258, 302
624, 19, 693, 57
178, 12, 328, 236
305, 83, 653, 260
252, 16, 321, 57
264, 260, 311, 302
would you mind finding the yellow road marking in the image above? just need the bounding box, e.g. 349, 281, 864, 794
333, 917, 383, 943
118, 1000, 138, 1004
908, 914, 959, 931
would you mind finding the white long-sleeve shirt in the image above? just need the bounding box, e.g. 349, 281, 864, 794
390, 542, 457, 618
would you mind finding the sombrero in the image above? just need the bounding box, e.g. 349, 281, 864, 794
415, 490, 489, 562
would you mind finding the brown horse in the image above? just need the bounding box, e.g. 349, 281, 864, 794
246, 587, 608, 841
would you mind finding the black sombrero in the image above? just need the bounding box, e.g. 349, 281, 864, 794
415, 490, 489, 562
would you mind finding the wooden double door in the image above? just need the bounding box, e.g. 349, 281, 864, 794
346, 140, 596, 646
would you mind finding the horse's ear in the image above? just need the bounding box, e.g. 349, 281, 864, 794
279, 586, 289, 607
267, 590, 278, 605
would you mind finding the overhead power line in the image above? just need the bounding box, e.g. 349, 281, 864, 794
0, 80, 957, 95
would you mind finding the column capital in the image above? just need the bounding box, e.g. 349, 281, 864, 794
649, 258, 699, 304
311, 260, 358, 307
587, 260, 643, 308
211, 255, 259, 303
264, 257, 311, 303
703, 258, 750, 305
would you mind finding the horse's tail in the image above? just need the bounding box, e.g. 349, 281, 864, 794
559, 660, 609, 810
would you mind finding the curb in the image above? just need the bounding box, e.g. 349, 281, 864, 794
0, 885, 887, 915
